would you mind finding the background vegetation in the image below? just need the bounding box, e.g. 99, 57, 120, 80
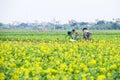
0, 19, 120, 30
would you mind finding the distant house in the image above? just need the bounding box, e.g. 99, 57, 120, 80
116, 18, 120, 23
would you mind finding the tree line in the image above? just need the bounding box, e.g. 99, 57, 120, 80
0, 20, 120, 30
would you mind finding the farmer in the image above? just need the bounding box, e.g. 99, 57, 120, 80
82, 28, 91, 40
67, 29, 77, 40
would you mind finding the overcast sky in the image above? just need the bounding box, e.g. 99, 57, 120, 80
0, 0, 120, 23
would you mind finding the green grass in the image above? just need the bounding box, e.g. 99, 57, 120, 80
0, 30, 120, 41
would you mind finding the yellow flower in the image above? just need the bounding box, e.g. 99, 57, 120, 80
81, 74, 87, 80
49, 56, 54, 60
60, 63, 66, 70
98, 54, 102, 59
24, 69, 30, 75
33, 77, 39, 80
45, 68, 52, 73
98, 62, 103, 66
75, 70, 80, 73
110, 64, 117, 70
90, 76, 94, 80
82, 77, 87, 80
88, 59, 96, 65
11, 74, 19, 80
97, 75, 106, 80
107, 72, 111, 77
37, 66, 43, 72
9, 63, 16, 67
0, 72, 5, 80
83, 66, 88, 72
100, 67, 106, 72
56, 61, 60, 65
64, 52, 69, 57
68, 67, 73, 73
62, 76, 68, 80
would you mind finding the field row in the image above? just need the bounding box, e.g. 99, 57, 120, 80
0, 30, 120, 41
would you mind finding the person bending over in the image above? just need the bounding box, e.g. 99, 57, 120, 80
82, 28, 91, 40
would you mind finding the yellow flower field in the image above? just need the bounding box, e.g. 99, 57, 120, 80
0, 40, 120, 80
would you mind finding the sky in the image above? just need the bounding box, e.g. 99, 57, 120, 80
0, 0, 120, 23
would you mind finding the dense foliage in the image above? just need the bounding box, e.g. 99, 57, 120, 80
0, 20, 120, 30
0, 30, 120, 80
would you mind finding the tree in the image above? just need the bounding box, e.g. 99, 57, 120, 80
0, 22, 3, 26
96, 20, 105, 25
112, 23, 120, 29
80, 22, 88, 26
